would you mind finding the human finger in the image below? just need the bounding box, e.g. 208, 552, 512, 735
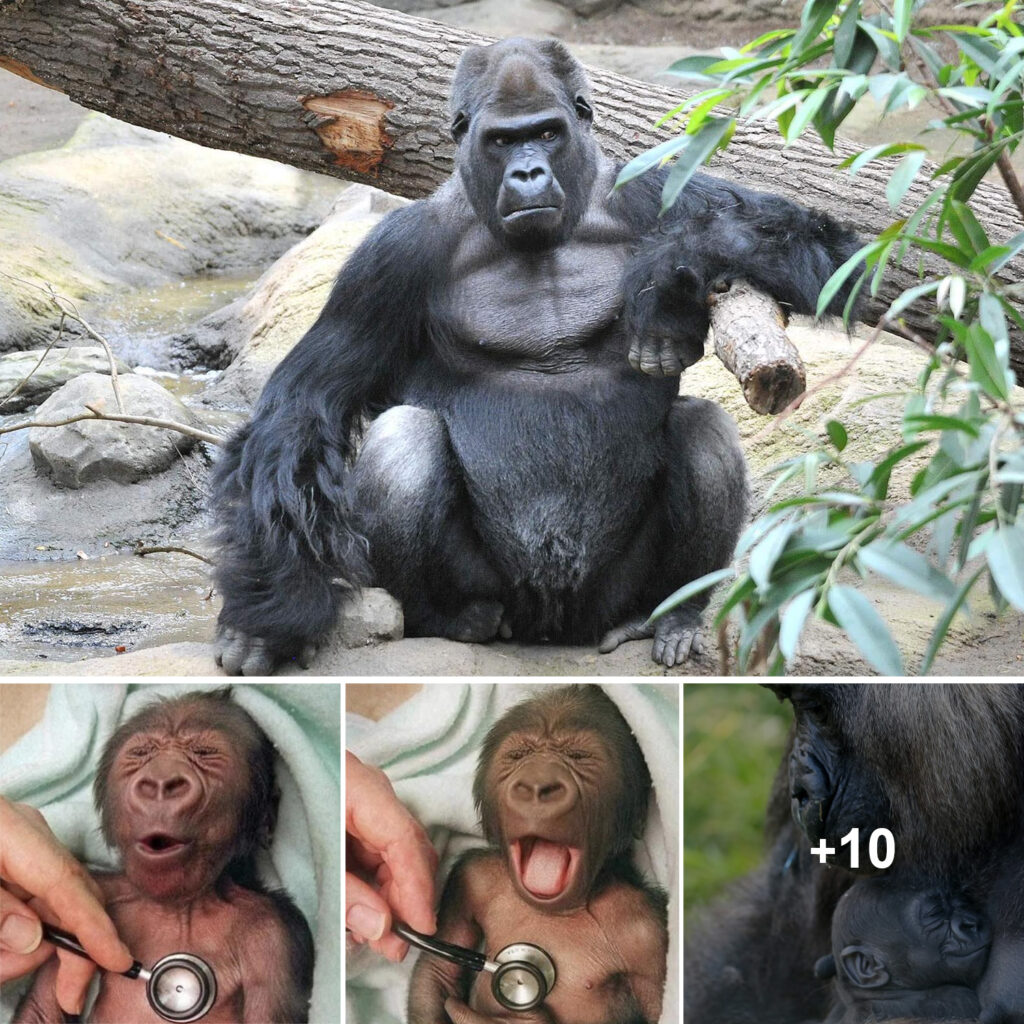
0, 886, 49, 983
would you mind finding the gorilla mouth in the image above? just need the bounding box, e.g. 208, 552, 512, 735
503, 205, 560, 221
137, 833, 190, 857
511, 837, 580, 899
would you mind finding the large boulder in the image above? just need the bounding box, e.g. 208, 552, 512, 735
29, 372, 201, 488
0, 114, 344, 353
189, 186, 410, 405
0, 345, 130, 414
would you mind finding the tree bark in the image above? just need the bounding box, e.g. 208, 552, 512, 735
1, 0, 1021, 369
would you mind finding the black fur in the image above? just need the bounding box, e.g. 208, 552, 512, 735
211, 38, 863, 673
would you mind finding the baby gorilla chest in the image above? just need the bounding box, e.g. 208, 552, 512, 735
87, 911, 244, 1023
468, 914, 640, 1024
447, 242, 628, 364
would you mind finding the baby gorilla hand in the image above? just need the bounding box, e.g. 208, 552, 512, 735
444, 997, 554, 1024
623, 244, 709, 377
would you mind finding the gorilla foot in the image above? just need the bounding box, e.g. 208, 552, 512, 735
598, 615, 654, 654
215, 626, 317, 676
651, 606, 705, 667
446, 600, 505, 643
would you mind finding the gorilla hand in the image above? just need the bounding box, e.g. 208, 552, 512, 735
599, 605, 705, 667
623, 248, 709, 377
443, 998, 555, 1024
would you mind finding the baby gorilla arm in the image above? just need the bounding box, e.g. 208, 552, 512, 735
12, 958, 62, 1024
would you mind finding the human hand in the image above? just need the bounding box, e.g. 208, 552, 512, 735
346, 751, 438, 961
0, 797, 133, 1014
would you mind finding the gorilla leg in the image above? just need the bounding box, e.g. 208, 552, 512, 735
600, 396, 748, 666
350, 406, 507, 642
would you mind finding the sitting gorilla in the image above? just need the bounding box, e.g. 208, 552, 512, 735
211, 38, 862, 675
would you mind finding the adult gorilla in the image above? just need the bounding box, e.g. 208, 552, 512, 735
211, 39, 861, 676
684, 684, 1024, 1024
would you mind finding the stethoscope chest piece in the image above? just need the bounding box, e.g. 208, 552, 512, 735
146, 953, 217, 1023
491, 943, 556, 1012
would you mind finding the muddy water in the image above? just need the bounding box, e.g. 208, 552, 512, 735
0, 272, 251, 667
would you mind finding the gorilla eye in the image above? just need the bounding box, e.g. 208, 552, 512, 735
507, 747, 531, 761
566, 750, 591, 761
125, 743, 152, 758
539, 129, 558, 141
492, 135, 511, 147
192, 745, 219, 758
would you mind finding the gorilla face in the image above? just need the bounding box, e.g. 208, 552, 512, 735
451, 40, 598, 252
768, 684, 890, 871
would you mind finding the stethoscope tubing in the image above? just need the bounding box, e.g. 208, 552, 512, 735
393, 922, 496, 974
41, 923, 151, 981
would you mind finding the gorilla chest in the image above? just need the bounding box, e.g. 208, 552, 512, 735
445, 239, 628, 360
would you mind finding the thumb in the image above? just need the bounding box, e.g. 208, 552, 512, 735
0, 888, 42, 954
345, 872, 390, 943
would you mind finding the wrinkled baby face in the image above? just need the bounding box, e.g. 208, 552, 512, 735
105, 715, 249, 901
897, 891, 990, 987
483, 726, 619, 913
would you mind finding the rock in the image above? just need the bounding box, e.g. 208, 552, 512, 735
0, 345, 130, 413
196, 185, 410, 404
29, 372, 200, 488
0, 113, 345, 352
333, 588, 405, 648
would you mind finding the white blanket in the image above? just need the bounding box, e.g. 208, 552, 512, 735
346, 682, 679, 1024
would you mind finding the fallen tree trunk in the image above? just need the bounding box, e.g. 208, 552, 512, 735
710, 281, 806, 415
1, 0, 1021, 371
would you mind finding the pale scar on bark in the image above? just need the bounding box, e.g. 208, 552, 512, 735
300, 89, 394, 175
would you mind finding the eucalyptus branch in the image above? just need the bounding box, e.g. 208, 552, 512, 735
133, 544, 214, 566
0, 405, 225, 446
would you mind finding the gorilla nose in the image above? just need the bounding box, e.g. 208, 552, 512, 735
509, 764, 577, 816
131, 758, 199, 807
506, 162, 553, 199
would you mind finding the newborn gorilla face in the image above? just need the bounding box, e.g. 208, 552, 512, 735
829, 878, 990, 995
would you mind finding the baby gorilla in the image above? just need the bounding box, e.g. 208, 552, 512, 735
408, 685, 667, 1024
15, 689, 313, 1024
815, 877, 990, 1024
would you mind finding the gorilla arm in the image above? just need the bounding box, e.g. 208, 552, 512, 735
12, 957, 61, 1024
212, 200, 448, 675
407, 856, 488, 1024
621, 172, 863, 377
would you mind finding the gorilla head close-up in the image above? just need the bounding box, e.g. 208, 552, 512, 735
210, 38, 862, 676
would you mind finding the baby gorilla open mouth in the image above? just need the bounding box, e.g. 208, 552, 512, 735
138, 833, 189, 856
511, 837, 580, 899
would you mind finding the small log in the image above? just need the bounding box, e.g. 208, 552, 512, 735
710, 280, 806, 415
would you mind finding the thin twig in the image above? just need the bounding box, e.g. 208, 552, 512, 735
0, 313, 68, 410
0, 407, 224, 446
0, 271, 126, 413
133, 544, 214, 566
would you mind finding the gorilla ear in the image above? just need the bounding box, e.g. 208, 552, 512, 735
838, 946, 889, 989
451, 110, 470, 142
813, 954, 836, 980
574, 94, 593, 122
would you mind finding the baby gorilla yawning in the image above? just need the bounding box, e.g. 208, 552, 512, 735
408, 685, 668, 1024
14, 689, 313, 1024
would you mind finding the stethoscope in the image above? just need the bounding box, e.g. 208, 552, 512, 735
41, 923, 217, 1023
393, 922, 556, 1012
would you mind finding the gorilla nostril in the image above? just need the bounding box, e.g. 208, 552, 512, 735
537, 781, 565, 802
791, 783, 810, 807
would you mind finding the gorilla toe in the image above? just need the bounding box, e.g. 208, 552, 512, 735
651, 606, 705, 667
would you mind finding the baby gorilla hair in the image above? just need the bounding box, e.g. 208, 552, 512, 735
94, 687, 276, 887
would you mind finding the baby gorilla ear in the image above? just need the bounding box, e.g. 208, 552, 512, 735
814, 954, 836, 980
839, 946, 890, 989
452, 110, 470, 142
574, 95, 593, 122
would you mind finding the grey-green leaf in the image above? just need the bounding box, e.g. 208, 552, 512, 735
986, 525, 1024, 612
857, 542, 958, 602
828, 585, 905, 675
779, 589, 816, 660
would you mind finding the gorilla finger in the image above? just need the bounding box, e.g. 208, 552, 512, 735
691, 630, 706, 657
651, 636, 667, 664
213, 626, 235, 667
218, 633, 251, 676
444, 997, 496, 1024
240, 640, 275, 676
54, 947, 97, 1016
628, 339, 643, 373
639, 346, 664, 376
659, 338, 683, 376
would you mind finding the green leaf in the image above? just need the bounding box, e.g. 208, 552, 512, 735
791, 0, 841, 56
660, 117, 734, 213
903, 414, 981, 437
979, 291, 1009, 346
989, 230, 1024, 273
886, 150, 927, 208
779, 589, 816, 660
986, 524, 1024, 611
963, 322, 1010, 401
919, 566, 985, 674
938, 85, 995, 107
857, 541, 958, 602
839, 141, 927, 175
816, 242, 873, 317
826, 419, 848, 452
750, 522, 797, 590
946, 199, 990, 255
647, 567, 736, 623
886, 280, 939, 320
786, 87, 833, 143
664, 55, 724, 80
892, 0, 913, 43
828, 585, 905, 675
833, 3, 862, 67
613, 134, 692, 191
948, 31, 1002, 77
